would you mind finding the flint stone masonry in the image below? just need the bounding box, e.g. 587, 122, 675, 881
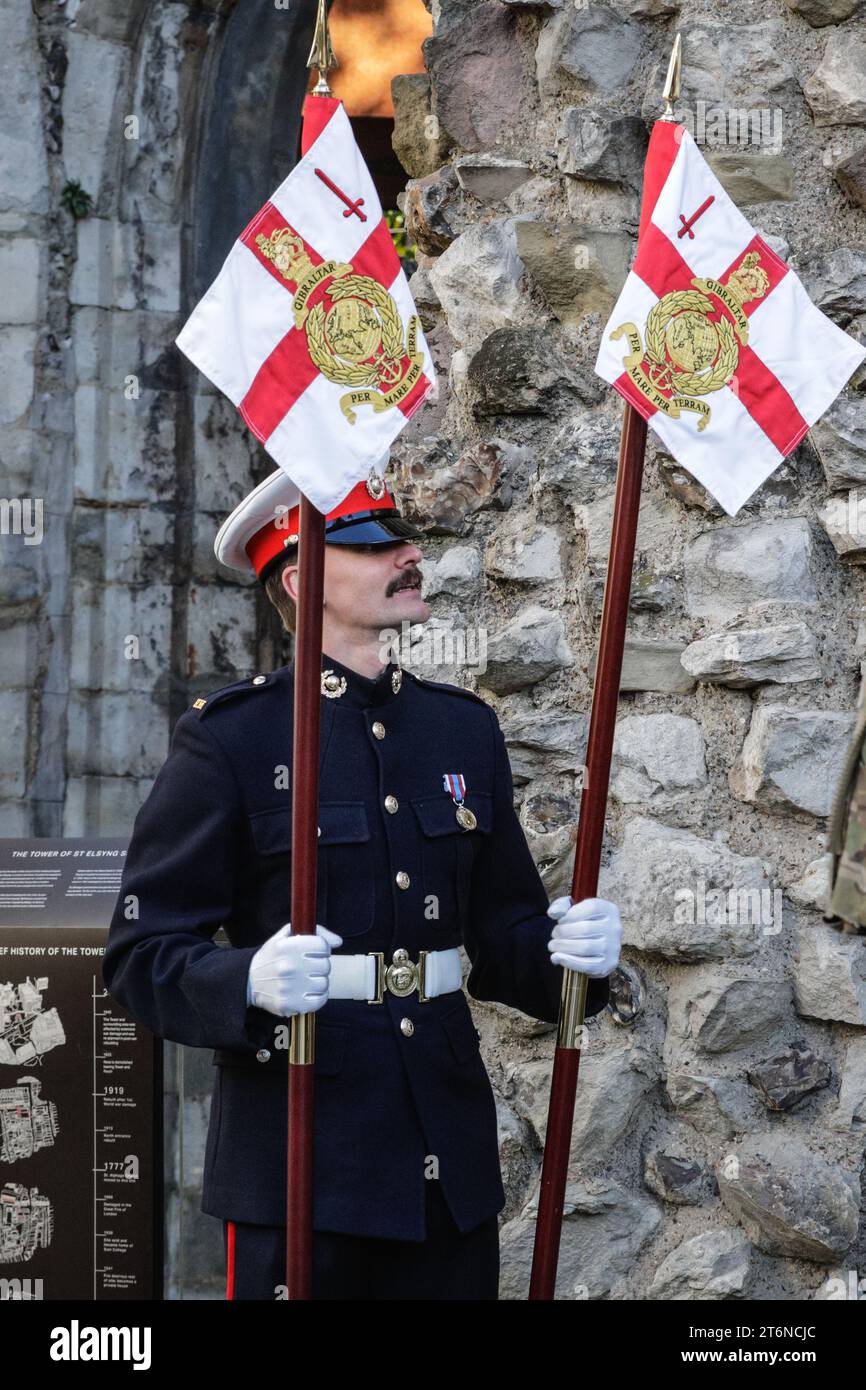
679, 621, 820, 687
484, 520, 562, 582
793, 924, 866, 1027
730, 706, 855, 817
453, 155, 534, 203
800, 250, 866, 329
834, 141, 866, 213
810, 393, 866, 489
830, 1036, 866, 1134
595, 638, 696, 694
666, 1072, 762, 1143
747, 1044, 832, 1111
9, 0, 866, 1301
506, 1042, 660, 1166
427, 219, 530, 349
784, 0, 860, 24
647, 1230, 752, 1301
424, 3, 533, 154
536, 4, 645, 98
667, 973, 795, 1054
684, 518, 819, 623
480, 604, 574, 693
500, 1179, 661, 1300
500, 712, 589, 784
390, 74, 453, 179
704, 152, 794, 204
643, 1150, 716, 1206
804, 31, 866, 128
716, 1134, 860, 1261
602, 817, 771, 963
609, 715, 708, 808
557, 107, 648, 192
515, 221, 633, 326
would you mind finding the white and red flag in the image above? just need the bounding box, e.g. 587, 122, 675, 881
176, 97, 436, 513
595, 121, 865, 515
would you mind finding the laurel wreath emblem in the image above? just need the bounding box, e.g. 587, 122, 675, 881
644, 290, 739, 396
306, 274, 406, 388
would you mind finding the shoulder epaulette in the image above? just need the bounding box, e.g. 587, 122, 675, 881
188, 671, 278, 718
403, 669, 488, 707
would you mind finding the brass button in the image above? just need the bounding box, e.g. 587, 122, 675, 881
252, 675, 266, 685
372, 720, 386, 739
396, 870, 410, 890
400, 1018, 414, 1037
256, 1048, 271, 1062
317, 826, 321, 837
385, 795, 398, 814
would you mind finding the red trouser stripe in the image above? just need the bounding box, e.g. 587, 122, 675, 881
226, 1219, 236, 1300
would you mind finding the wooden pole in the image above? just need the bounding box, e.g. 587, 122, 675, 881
286, 494, 326, 1299
284, 0, 339, 1302
528, 401, 647, 1300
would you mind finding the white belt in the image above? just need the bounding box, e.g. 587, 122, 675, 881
329, 947, 462, 1003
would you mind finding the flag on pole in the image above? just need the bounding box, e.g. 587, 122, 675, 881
594, 121, 866, 516
176, 97, 437, 513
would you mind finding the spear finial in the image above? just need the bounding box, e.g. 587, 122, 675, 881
661, 32, 681, 122
307, 0, 338, 98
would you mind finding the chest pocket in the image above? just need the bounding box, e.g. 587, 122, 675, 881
317, 802, 374, 937
410, 792, 493, 926
247, 802, 374, 938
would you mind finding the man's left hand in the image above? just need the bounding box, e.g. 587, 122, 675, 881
546, 896, 622, 978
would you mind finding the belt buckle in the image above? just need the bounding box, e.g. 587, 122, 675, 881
368, 949, 429, 1003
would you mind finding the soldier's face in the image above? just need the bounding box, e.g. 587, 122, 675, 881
283, 539, 429, 632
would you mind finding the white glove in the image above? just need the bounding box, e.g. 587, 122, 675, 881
546, 896, 622, 978
247, 922, 343, 1017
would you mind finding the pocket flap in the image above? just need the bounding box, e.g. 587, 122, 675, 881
248, 806, 292, 855
411, 792, 493, 837
318, 802, 370, 845
249, 803, 371, 854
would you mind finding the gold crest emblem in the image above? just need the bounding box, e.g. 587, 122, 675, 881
609, 251, 771, 431
255, 224, 425, 425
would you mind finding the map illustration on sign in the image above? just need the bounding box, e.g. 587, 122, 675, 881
0, 1076, 59, 1162
0, 977, 66, 1066
0, 1183, 53, 1264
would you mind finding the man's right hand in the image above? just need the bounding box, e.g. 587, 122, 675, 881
247, 922, 343, 1017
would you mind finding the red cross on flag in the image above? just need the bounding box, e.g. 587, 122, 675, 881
595, 121, 866, 516
175, 97, 437, 513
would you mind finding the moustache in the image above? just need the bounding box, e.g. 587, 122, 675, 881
388, 570, 422, 595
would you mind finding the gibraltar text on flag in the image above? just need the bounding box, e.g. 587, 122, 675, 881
175, 97, 437, 514
594, 121, 866, 516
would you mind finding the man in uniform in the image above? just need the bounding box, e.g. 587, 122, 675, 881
102, 468, 623, 1300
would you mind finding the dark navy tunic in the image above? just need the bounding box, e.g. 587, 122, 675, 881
102, 653, 609, 1241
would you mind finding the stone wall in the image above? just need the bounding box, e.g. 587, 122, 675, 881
389, 0, 866, 1299
1, 0, 865, 1299
0, 0, 316, 1298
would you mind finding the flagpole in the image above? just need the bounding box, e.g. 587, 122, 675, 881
285, 0, 338, 1302
287, 495, 326, 1301
527, 35, 681, 1302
